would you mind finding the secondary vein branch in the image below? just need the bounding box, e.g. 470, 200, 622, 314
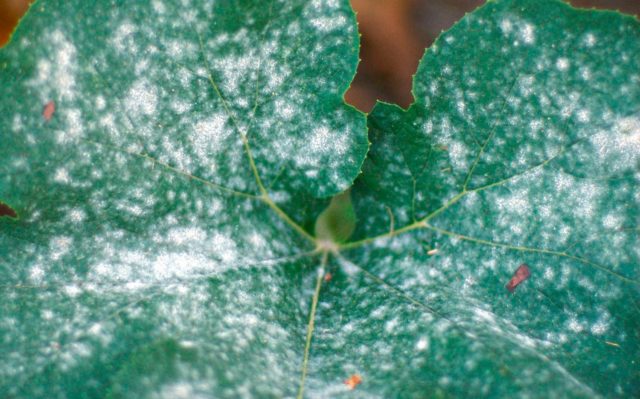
339, 190, 467, 250
426, 224, 639, 285
196, 29, 317, 245
297, 251, 328, 399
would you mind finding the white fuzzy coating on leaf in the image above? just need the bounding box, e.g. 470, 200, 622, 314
0, 0, 364, 397
27, 29, 78, 102
348, 2, 640, 397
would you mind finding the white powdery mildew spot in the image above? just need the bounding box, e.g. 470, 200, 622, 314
448, 140, 470, 171
112, 21, 137, 53
520, 22, 535, 44
309, 15, 347, 32
12, 114, 23, 133
92, 249, 220, 286
27, 29, 78, 101
50, 236, 73, 261
567, 317, 585, 333
171, 99, 192, 114
555, 58, 570, 72
165, 39, 197, 59
590, 313, 610, 336
309, 126, 335, 153
576, 109, 590, 123
56, 108, 84, 143
415, 337, 430, 351
210, 233, 240, 263
156, 381, 212, 399
209, 30, 258, 94
167, 227, 207, 245
191, 114, 231, 164
552, 173, 602, 220
602, 213, 623, 230
575, 182, 602, 220
307, 0, 344, 30
95, 95, 106, 110
151, 253, 219, 280
152, 0, 166, 14
274, 98, 295, 120
68, 208, 87, 223
499, 19, 513, 34
582, 32, 597, 47
499, 17, 535, 45
29, 265, 45, 282
296, 125, 349, 172
125, 79, 158, 116
495, 187, 531, 216
247, 232, 268, 253
53, 167, 71, 184
518, 75, 536, 97
589, 115, 640, 173
86, 221, 272, 292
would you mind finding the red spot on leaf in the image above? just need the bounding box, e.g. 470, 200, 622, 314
344, 374, 362, 390
43, 100, 55, 121
324, 272, 332, 282
0, 202, 17, 219
506, 263, 530, 293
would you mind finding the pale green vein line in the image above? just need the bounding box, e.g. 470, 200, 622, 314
426, 224, 639, 285
264, 197, 316, 243
340, 137, 587, 252
245, 0, 276, 142
336, 255, 450, 320
1, 250, 322, 292
462, 74, 521, 191
83, 138, 259, 200
196, 29, 315, 244
339, 191, 466, 250
334, 256, 598, 392
297, 251, 328, 399
267, 164, 288, 191
86, 62, 262, 201
338, 218, 426, 250
468, 137, 585, 193
196, 30, 267, 194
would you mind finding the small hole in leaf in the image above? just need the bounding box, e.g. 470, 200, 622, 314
0, 202, 18, 219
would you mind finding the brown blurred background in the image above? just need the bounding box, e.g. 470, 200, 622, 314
1, 0, 638, 112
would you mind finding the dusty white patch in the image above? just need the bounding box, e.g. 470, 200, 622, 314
310, 15, 347, 32
68, 208, 86, 223
556, 58, 570, 71
590, 115, 640, 172
520, 22, 535, 44
416, 337, 429, 351
112, 22, 136, 53
27, 29, 78, 101
125, 79, 158, 116
53, 168, 71, 184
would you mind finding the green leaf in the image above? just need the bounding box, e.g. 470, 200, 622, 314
343, 0, 640, 397
0, 0, 367, 397
2, 0, 639, 398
